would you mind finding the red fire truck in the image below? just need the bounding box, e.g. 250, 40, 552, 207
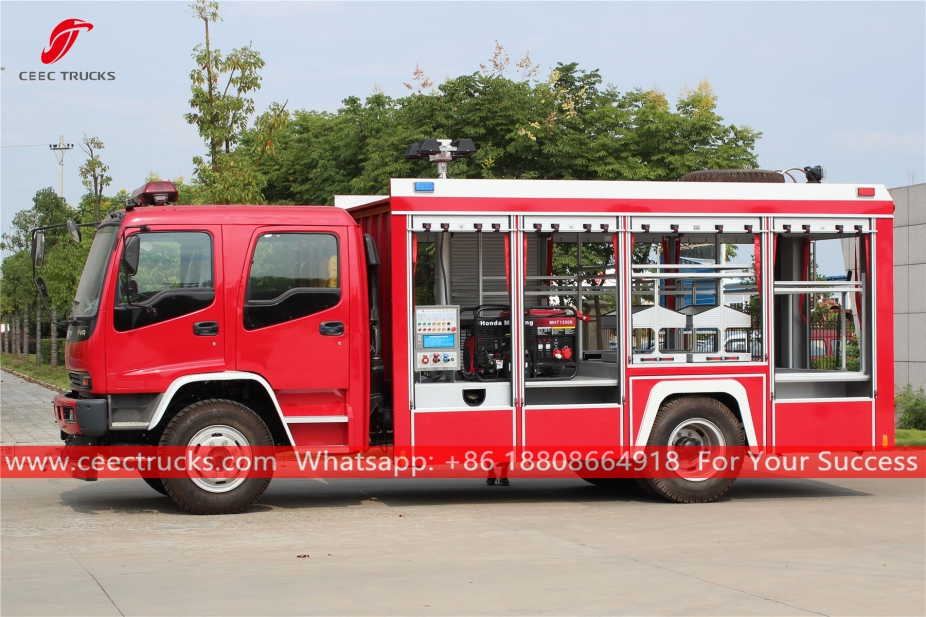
34, 150, 895, 514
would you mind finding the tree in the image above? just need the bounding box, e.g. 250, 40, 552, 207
258, 46, 761, 205
184, 0, 289, 204
78, 134, 112, 222
1, 189, 78, 362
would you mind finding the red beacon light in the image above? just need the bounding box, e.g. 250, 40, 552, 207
129, 181, 179, 208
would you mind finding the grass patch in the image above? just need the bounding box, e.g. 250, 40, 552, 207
895, 429, 926, 447
0, 353, 70, 391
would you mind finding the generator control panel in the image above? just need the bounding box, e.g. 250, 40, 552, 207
525, 308, 579, 379
414, 305, 460, 371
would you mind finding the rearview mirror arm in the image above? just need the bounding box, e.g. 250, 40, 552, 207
28, 220, 97, 323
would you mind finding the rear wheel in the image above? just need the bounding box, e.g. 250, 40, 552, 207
159, 399, 273, 515
679, 169, 784, 183
639, 396, 745, 503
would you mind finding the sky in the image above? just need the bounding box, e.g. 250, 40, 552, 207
2, 0, 924, 267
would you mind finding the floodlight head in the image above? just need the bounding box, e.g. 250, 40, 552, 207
417, 139, 442, 156
404, 143, 421, 159
450, 139, 477, 159
403, 138, 478, 177
804, 165, 826, 183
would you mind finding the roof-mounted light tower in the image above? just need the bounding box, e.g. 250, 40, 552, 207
405, 138, 477, 179
776, 165, 827, 183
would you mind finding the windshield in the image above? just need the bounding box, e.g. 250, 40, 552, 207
73, 225, 118, 318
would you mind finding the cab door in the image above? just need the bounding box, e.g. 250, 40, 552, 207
106, 226, 225, 393
235, 228, 351, 438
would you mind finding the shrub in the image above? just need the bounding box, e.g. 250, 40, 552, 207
40, 338, 65, 366
896, 385, 926, 430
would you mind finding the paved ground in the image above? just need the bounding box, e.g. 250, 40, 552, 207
1, 371, 924, 615
1, 477, 924, 616
0, 371, 62, 445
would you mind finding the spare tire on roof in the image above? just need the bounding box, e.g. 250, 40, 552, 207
679, 169, 784, 183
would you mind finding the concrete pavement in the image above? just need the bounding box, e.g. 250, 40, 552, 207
2, 476, 924, 616
1, 370, 924, 615
1, 371, 62, 445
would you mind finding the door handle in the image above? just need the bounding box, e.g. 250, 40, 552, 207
320, 321, 345, 336
193, 321, 219, 336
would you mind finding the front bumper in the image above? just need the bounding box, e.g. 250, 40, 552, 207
54, 393, 108, 437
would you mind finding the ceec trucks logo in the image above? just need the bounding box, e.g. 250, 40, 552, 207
41, 19, 93, 64
19, 18, 115, 82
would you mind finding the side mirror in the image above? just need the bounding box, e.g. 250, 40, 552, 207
122, 235, 140, 276
122, 279, 138, 298
35, 276, 48, 298
363, 234, 380, 267
66, 219, 82, 243
31, 232, 46, 269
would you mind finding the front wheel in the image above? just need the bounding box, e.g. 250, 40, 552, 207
639, 396, 745, 503
159, 399, 274, 515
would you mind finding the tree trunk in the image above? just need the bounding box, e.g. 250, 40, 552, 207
594, 294, 603, 350
12, 310, 19, 359
36, 300, 42, 366
51, 308, 58, 368
23, 300, 30, 359
13, 309, 22, 360
2, 314, 7, 354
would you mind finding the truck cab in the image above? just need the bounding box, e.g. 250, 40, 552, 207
52, 182, 378, 512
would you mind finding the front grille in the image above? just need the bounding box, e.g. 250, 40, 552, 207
69, 372, 90, 390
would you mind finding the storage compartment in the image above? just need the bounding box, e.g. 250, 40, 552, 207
774, 370, 871, 399
775, 399, 872, 448
415, 381, 512, 410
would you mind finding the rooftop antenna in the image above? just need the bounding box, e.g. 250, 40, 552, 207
404, 139, 477, 179
49, 135, 74, 198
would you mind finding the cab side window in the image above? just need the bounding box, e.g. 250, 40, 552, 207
244, 233, 340, 330
114, 231, 214, 331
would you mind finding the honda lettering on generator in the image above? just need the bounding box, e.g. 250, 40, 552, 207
33, 139, 896, 514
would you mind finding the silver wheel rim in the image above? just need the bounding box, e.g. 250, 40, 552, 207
187, 425, 251, 493
667, 417, 725, 482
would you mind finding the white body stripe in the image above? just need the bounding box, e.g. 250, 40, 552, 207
285, 416, 348, 423
147, 371, 294, 445
390, 178, 892, 202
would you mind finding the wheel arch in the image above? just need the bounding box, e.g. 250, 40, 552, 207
635, 379, 757, 447
147, 372, 293, 446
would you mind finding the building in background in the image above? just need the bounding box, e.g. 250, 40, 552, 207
891, 184, 926, 390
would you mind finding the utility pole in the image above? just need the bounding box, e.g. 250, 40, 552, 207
49, 135, 74, 198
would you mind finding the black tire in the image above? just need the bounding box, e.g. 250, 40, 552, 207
679, 169, 784, 183
639, 396, 745, 503
142, 477, 168, 496
159, 399, 273, 515
582, 478, 639, 491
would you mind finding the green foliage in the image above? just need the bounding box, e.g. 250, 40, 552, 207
896, 385, 926, 430
185, 0, 289, 205
0, 353, 70, 390
894, 429, 926, 447
191, 152, 267, 204
1, 188, 82, 315
259, 51, 761, 205
810, 355, 861, 372
78, 135, 112, 222
413, 242, 436, 306
40, 339, 65, 366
